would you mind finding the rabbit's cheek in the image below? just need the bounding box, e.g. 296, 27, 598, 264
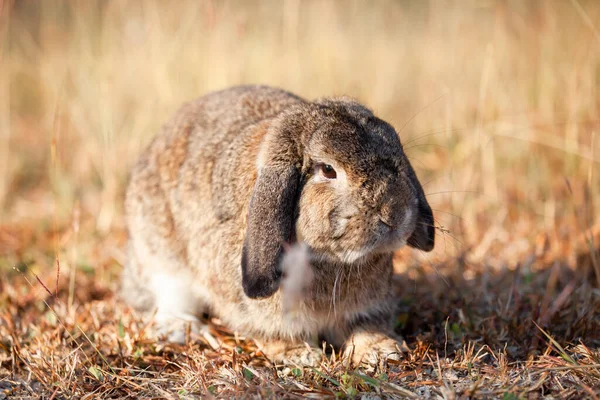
296, 186, 339, 239
296, 204, 331, 246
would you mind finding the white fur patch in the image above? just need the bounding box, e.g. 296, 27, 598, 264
280, 242, 314, 314
150, 272, 211, 317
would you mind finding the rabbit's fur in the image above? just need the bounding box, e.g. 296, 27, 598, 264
122, 85, 434, 366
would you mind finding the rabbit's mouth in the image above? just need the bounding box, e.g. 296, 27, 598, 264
332, 234, 407, 263
302, 202, 418, 264
331, 227, 414, 264
323, 206, 416, 263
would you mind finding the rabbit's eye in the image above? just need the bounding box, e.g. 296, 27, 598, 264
318, 164, 337, 180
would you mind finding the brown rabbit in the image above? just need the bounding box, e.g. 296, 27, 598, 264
121, 85, 434, 366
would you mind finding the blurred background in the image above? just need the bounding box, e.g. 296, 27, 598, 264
0, 0, 598, 278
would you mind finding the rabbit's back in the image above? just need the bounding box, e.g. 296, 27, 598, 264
127, 85, 304, 227
123, 85, 304, 312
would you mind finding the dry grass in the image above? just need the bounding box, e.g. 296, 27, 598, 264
1, 0, 599, 398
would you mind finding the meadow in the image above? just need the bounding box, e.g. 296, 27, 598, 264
0, 1, 599, 398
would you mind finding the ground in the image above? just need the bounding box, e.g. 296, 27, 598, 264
1, 1, 600, 399
1, 215, 599, 398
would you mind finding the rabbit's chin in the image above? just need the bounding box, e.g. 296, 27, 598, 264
373, 238, 408, 254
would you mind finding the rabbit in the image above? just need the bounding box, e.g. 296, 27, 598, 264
121, 85, 435, 366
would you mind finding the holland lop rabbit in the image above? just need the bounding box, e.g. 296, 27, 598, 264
121, 85, 434, 366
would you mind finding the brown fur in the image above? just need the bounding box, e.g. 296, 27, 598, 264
122, 85, 434, 365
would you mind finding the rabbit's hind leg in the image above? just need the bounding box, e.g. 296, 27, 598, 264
120, 254, 206, 343
149, 271, 212, 345
120, 248, 207, 343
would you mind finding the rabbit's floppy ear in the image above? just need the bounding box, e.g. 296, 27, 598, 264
405, 163, 435, 252
241, 117, 305, 299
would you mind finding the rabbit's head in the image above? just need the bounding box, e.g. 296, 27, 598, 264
242, 97, 434, 298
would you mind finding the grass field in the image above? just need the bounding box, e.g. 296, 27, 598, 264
1, 0, 599, 398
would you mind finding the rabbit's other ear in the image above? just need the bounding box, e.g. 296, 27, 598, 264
242, 165, 300, 298
406, 163, 435, 252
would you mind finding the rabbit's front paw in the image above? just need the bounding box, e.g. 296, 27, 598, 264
343, 331, 408, 367
151, 313, 219, 348
260, 340, 323, 367
281, 345, 323, 367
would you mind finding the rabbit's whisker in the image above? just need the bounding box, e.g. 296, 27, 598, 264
397, 92, 448, 137
405, 156, 427, 169
403, 126, 470, 148
403, 143, 449, 151
403, 130, 447, 148
434, 215, 464, 253
430, 208, 464, 221
417, 219, 463, 248
425, 190, 482, 197
331, 267, 342, 318
416, 248, 451, 288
